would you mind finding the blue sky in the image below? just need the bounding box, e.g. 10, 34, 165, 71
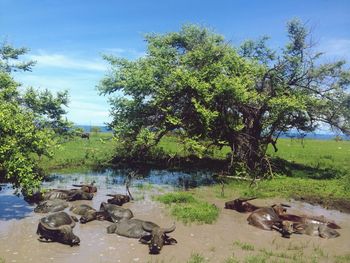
1, 0, 349, 125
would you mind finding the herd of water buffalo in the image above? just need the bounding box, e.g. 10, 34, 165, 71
33, 183, 177, 254
31, 183, 341, 255
225, 197, 341, 239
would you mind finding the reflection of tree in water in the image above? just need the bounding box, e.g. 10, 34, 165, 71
0, 169, 217, 220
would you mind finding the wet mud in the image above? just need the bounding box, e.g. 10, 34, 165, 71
1, 172, 349, 263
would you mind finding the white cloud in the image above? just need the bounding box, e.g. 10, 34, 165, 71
13, 64, 112, 125
28, 53, 108, 71
319, 39, 350, 61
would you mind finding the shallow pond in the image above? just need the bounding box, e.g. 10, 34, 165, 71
0, 169, 349, 263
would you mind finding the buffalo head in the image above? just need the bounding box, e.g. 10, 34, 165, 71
140, 222, 177, 254
58, 225, 80, 246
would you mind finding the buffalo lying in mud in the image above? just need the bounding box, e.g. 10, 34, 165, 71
225, 197, 290, 213
36, 212, 80, 246
278, 213, 341, 229
70, 204, 96, 216
246, 205, 293, 237
107, 218, 177, 254
72, 182, 97, 193
225, 197, 259, 212
80, 202, 133, 224
34, 199, 69, 213
245, 202, 341, 238
43, 189, 93, 201
107, 194, 131, 206
278, 213, 341, 239
286, 222, 340, 239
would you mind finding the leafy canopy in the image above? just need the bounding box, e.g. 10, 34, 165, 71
0, 42, 71, 193
99, 21, 350, 174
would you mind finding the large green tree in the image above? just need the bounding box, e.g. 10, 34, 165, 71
99, 21, 350, 175
0, 42, 71, 193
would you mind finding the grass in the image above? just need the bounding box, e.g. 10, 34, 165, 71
222, 258, 239, 263
156, 192, 219, 224
38, 132, 115, 173
39, 134, 350, 210
187, 253, 207, 263
267, 138, 350, 173
233, 241, 255, 251
335, 254, 350, 263
159, 136, 350, 172
213, 176, 349, 200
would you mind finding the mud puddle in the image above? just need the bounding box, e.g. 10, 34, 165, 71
0, 171, 349, 263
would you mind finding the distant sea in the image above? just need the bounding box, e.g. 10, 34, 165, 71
75, 125, 349, 140
278, 132, 349, 140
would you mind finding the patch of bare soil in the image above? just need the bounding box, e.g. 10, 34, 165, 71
1, 191, 350, 263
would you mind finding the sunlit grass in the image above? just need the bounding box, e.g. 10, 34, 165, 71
156, 192, 219, 224
38, 132, 115, 173
208, 176, 349, 201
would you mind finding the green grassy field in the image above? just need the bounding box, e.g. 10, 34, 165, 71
159, 136, 350, 177
39, 134, 350, 210
38, 132, 115, 173
267, 138, 350, 175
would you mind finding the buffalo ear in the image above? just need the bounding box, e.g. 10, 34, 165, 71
165, 237, 177, 245
139, 234, 152, 244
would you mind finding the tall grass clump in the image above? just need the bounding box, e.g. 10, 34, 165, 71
156, 192, 219, 224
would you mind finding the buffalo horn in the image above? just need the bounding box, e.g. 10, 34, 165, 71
281, 203, 291, 208
142, 222, 155, 233
163, 223, 176, 234
238, 197, 257, 202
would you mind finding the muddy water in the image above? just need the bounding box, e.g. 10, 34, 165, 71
1, 170, 350, 263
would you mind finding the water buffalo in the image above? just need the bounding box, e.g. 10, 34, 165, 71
247, 205, 291, 237
140, 221, 177, 254
34, 199, 69, 213
290, 222, 340, 238
106, 218, 158, 238
80, 202, 133, 224
107, 194, 130, 206
277, 213, 341, 239
72, 181, 97, 193
225, 197, 259, 212
225, 197, 290, 213
70, 204, 96, 216
278, 213, 341, 229
36, 212, 80, 246
81, 132, 90, 139
107, 219, 177, 254
43, 189, 93, 201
